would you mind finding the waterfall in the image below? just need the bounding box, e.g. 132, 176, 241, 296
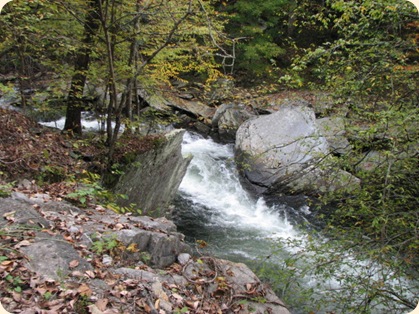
174, 132, 302, 260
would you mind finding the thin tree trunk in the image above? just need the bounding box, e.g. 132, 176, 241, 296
15, 35, 31, 113
104, 0, 193, 162
99, 0, 119, 159
64, 0, 101, 135
125, 3, 141, 122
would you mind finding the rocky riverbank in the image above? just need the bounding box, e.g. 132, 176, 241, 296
0, 106, 290, 313
0, 192, 289, 314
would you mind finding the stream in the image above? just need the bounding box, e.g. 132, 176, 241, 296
173, 132, 417, 314
172, 132, 314, 312
173, 132, 305, 260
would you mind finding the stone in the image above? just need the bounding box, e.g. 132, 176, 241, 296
183, 258, 290, 314
279, 163, 361, 195
235, 100, 328, 194
355, 150, 387, 172
0, 196, 290, 313
20, 232, 93, 281
140, 85, 215, 121
0, 89, 20, 109
114, 228, 191, 268
0, 198, 50, 229
112, 268, 157, 283
235, 100, 359, 195
212, 103, 254, 142
114, 129, 192, 216
316, 116, 351, 155
218, 259, 289, 313
102, 254, 113, 266
177, 253, 191, 265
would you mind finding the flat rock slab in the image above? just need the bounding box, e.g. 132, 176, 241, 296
20, 232, 93, 281
0, 197, 50, 228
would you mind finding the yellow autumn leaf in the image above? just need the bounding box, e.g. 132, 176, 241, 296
126, 243, 139, 253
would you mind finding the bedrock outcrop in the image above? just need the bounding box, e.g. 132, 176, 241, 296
235, 100, 360, 196
113, 129, 192, 217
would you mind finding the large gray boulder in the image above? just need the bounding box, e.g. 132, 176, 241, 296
20, 232, 94, 281
114, 129, 192, 216
211, 103, 254, 142
235, 100, 359, 195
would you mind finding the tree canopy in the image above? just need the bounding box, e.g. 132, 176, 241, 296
0, 0, 418, 312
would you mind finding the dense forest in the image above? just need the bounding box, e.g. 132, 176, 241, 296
0, 0, 418, 313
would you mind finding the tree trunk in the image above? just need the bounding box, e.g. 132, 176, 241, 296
64, 0, 101, 134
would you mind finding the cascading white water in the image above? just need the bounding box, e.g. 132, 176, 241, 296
174, 132, 417, 314
175, 132, 303, 261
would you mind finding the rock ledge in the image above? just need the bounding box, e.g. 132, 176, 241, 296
0, 195, 289, 314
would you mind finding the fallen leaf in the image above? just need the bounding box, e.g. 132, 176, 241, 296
1, 260, 15, 267
185, 300, 200, 309
35, 286, 47, 295
71, 270, 84, 277
87, 304, 104, 314
69, 260, 80, 269
41, 229, 56, 236
195, 284, 203, 294
63, 234, 74, 242
166, 283, 178, 290
171, 293, 183, 303
95, 298, 108, 311
78, 283, 92, 297
12, 291, 22, 303
3, 211, 16, 218
136, 299, 151, 313
114, 223, 124, 230
123, 279, 138, 287
30, 276, 42, 289
3, 211, 16, 223
45, 278, 56, 285
126, 243, 139, 253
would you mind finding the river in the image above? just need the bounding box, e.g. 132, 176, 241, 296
173, 132, 305, 260
173, 131, 417, 314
